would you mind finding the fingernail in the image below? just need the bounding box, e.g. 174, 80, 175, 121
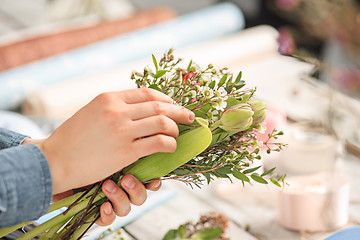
189, 111, 195, 121
104, 181, 117, 193
104, 205, 112, 215
153, 180, 161, 188
123, 176, 136, 189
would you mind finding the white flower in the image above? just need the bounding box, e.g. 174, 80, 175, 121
214, 86, 228, 100
202, 73, 212, 82
167, 89, 175, 97
211, 110, 219, 121
202, 86, 214, 98
188, 90, 197, 98
218, 87, 228, 97
212, 98, 227, 111
259, 122, 267, 134
257, 141, 264, 148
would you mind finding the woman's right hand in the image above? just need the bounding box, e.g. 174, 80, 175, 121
24, 88, 195, 195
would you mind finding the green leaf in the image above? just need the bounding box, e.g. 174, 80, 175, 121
178, 225, 188, 238
213, 170, 230, 179
218, 74, 228, 87
152, 54, 158, 72
234, 71, 242, 84
173, 169, 191, 176
271, 178, 281, 187
233, 170, 250, 182
154, 70, 168, 78
251, 174, 268, 184
226, 74, 233, 84
203, 172, 211, 184
261, 167, 276, 177
216, 165, 233, 175
149, 84, 161, 91
187, 59, 193, 71
191, 226, 222, 240
162, 229, 180, 240
243, 166, 261, 174
235, 80, 246, 90
208, 80, 216, 89
225, 97, 241, 108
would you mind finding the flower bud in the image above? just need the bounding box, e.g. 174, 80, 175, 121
219, 103, 254, 132
190, 66, 197, 72
249, 100, 267, 124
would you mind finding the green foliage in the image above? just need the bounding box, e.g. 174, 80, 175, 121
162, 225, 222, 240
131, 51, 288, 187
152, 54, 158, 71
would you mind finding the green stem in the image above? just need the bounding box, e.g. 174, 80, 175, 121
0, 221, 31, 238
17, 192, 106, 240
37, 218, 68, 240
70, 212, 99, 240
48, 191, 83, 213
54, 211, 82, 239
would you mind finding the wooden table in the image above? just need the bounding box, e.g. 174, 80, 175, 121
90, 152, 359, 240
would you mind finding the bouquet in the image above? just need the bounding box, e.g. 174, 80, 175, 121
0, 49, 285, 239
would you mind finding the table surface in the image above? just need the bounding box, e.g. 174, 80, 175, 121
90, 152, 359, 240
89, 51, 360, 239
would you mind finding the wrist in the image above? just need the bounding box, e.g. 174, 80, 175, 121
22, 137, 66, 194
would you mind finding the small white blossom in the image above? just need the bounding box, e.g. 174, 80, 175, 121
202, 73, 212, 82
214, 87, 228, 100
211, 110, 219, 121
212, 98, 227, 111
202, 86, 214, 98
259, 122, 267, 134
188, 90, 197, 98
167, 89, 175, 97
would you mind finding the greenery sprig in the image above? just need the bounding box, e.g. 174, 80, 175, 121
131, 49, 287, 188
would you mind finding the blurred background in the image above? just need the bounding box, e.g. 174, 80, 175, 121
1, 0, 360, 239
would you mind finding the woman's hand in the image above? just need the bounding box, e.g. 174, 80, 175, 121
32, 88, 194, 195
52, 176, 162, 226
97, 175, 161, 226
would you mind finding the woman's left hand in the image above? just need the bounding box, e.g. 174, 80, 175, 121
52, 175, 162, 226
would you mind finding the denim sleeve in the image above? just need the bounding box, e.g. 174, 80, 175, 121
0, 128, 29, 150
0, 144, 53, 227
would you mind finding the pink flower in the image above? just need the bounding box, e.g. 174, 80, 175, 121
182, 70, 197, 83
333, 68, 360, 94
275, 0, 300, 10
277, 28, 296, 55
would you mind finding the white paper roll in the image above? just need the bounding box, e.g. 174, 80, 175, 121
22, 25, 279, 120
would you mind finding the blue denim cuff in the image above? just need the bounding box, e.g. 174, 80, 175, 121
0, 128, 29, 150
0, 144, 53, 227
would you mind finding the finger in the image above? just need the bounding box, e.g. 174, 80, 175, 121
121, 175, 147, 206
102, 180, 131, 217
129, 101, 195, 124
118, 88, 173, 104
132, 115, 179, 139
145, 179, 162, 191
96, 202, 116, 226
133, 134, 177, 158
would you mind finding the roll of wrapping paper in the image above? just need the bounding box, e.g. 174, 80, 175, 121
0, 7, 177, 72
0, 2, 245, 110
22, 25, 278, 120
